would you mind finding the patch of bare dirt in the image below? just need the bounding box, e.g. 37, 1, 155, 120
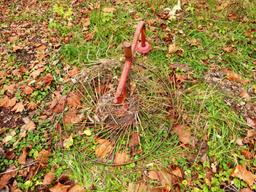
0, 107, 23, 128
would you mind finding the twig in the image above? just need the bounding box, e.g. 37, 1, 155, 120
0, 160, 37, 176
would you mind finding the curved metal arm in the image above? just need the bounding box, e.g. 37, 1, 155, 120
114, 21, 151, 104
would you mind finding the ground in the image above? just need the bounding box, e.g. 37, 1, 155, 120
0, 0, 256, 191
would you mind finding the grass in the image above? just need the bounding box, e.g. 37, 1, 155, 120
0, 0, 256, 191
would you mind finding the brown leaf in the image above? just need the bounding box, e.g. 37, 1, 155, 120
18, 147, 31, 164
27, 101, 38, 110
21, 117, 36, 131
172, 125, 191, 145
114, 151, 130, 165
12, 102, 24, 113
128, 182, 149, 192
241, 150, 253, 159
148, 170, 173, 188
0, 96, 16, 108
23, 86, 33, 95
95, 139, 113, 160
231, 165, 256, 187
129, 132, 140, 147
12, 45, 23, 52
81, 17, 90, 28
168, 43, 184, 55
227, 13, 238, 21
30, 67, 44, 79
50, 92, 67, 114
170, 166, 183, 178
84, 32, 94, 41
102, 7, 116, 13
188, 38, 201, 46
67, 92, 81, 108
68, 67, 79, 78
240, 90, 251, 101
37, 44, 47, 51
68, 184, 85, 192
63, 109, 83, 125
43, 169, 56, 185
223, 46, 234, 53
41, 73, 53, 86
246, 118, 256, 129
36, 149, 51, 167
246, 129, 256, 138
168, 43, 178, 54
0, 166, 16, 190
3, 84, 16, 94
223, 69, 248, 84
49, 182, 71, 192
241, 188, 253, 192
148, 171, 159, 180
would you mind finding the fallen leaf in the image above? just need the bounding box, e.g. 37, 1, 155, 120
43, 169, 56, 185
172, 125, 191, 145
168, 43, 184, 55
246, 118, 256, 129
223, 69, 248, 84
18, 146, 31, 164
81, 17, 90, 28
3, 84, 16, 94
41, 73, 53, 86
12, 102, 24, 113
148, 170, 159, 180
0, 166, 16, 190
188, 38, 201, 46
27, 101, 38, 110
129, 132, 140, 147
128, 182, 149, 192
240, 90, 251, 101
84, 32, 94, 41
227, 12, 238, 21
236, 138, 244, 146
246, 129, 256, 138
21, 117, 36, 131
12, 45, 23, 52
30, 67, 44, 79
23, 86, 33, 95
95, 139, 113, 160
231, 165, 256, 187
8, 36, 18, 43
170, 166, 183, 178
223, 46, 234, 53
241, 188, 253, 192
49, 92, 67, 114
102, 7, 116, 13
148, 170, 173, 188
68, 67, 79, 78
67, 92, 81, 108
63, 135, 74, 149
114, 151, 130, 165
241, 150, 253, 159
63, 109, 83, 125
36, 149, 51, 167
68, 184, 85, 192
0, 96, 16, 108
49, 182, 71, 192
36, 44, 47, 51
168, 43, 178, 54
216, 1, 230, 11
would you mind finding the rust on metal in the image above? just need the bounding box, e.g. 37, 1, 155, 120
114, 21, 151, 104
